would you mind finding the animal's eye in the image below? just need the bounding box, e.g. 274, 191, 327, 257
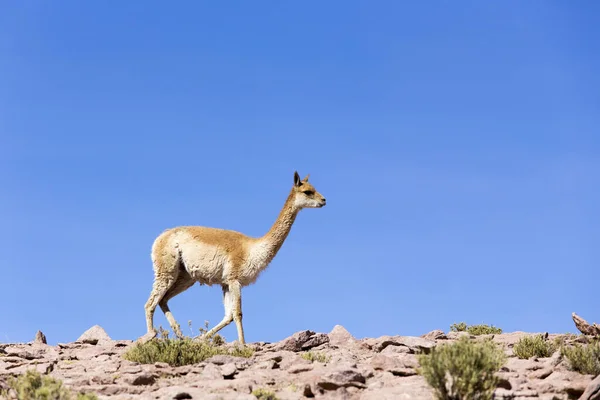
303, 190, 314, 195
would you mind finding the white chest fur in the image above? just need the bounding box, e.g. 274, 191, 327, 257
239, 240, 273, 285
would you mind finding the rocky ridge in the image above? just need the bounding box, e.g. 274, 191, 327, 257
0, 325, 599, 400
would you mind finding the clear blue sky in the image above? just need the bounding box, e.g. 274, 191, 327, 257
1, 1, 598, 345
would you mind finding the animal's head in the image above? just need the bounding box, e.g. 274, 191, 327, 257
292, 171, 326, 209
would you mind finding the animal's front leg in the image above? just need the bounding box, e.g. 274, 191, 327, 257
203, 284, 233, 340
230, 281, 245, 345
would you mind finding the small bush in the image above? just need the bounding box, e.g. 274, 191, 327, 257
1, 370, 97, 400
450, 322, 502, 335
301, 351, 330, 363
560, 339, 600, 376
123, 337, 253, 366
513, 334, 557, 359
417, 336, 507, 400
252, 388, 278, 400
189, 320, 225, 346
467, 324, 502, 335
450, 322, 467, 332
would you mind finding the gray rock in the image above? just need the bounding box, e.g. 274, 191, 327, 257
277, 329, 314, 351
125, 372, 157, 386
328, 325, 357, 347
221, 363, 237, 379
533, 370, 592, 398
275, 330, 330, 352
288, 363, 314, 374
34, 330, 47, 344
361, 335, 435, 353
446, 331, 473, 340
0, 326, 595, 400
370, 353, 418, 376
302, 333, 329, 350
200, 363, 222, 380
317, 365, 366, 390
76, 325, 112, 345
205, 354, 245, 365
581, 374, 600, 400
420, 329, 447, 341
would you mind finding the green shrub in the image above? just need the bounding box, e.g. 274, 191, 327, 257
467, 324, 502, 335
450, 322, 502, 335
252, 388, 278, 400
189, 320, 225, 346
1, 370, 97, 400
513, 334, 557, 359
301, 351, 330, 363
122, 336, 253, 366
417, 336, 507, 400
450, 322, 467, 332
560, 339, 600, 376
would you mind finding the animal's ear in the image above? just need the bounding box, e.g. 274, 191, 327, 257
302, 174, 310, 182
294, 171, 302, 186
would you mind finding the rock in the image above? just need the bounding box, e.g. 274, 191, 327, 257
328, 325, 357, 347
288, 363, 314, 374
276, 330, 314, 351
3, 346, 44, 360
173, 391, 193, 400
303, 333, 329, 349
361, 374, 434, 399
90, 374, 116, 385
370, 354, 418, 376
420, 329, 447, 341
200, 363, 222, 380
380, 344, 411, 355
303, 384, 314, 397
76, 325, 112, 345
361, 335, 435, 353
205, 354, 246, 366
446, 331, 473, 340
494, 388, 541, 399
221, 363, 237, 379
581, 374, 600, 400
0, 326, 595, 399
34, 330, 47, 344
154, 361, 170, 368
572, 312, 600, 336
529, 366, 553, 379
275, 330, 330, 352
154, 386, 255, 400
534, 370, 593, 398
254, 359, 278, 370
125, 372, 157, 386
491, 331, 535, 348
317, 365, 367, 390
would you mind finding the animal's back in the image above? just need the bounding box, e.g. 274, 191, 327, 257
152, 226, 253, 285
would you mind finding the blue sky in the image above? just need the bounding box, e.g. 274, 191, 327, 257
1, 1, 598, 345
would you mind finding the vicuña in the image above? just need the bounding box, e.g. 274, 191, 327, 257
141, 171, 326, 344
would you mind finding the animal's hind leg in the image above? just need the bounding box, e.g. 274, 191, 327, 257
159, 273, 195, 339
140, 232, 180, 344
141, 274, 178, 343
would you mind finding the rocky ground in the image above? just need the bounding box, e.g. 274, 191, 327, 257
1, 325, 599, 400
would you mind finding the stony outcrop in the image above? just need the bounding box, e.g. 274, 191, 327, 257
573, 313, 600, 337
77, 325, 113, 346
0, 326, 597, 399
34, 331, 47, 345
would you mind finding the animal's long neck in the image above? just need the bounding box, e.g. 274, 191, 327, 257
258, 190, 299, 264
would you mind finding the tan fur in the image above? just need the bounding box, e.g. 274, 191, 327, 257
140, 171, 326, 344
